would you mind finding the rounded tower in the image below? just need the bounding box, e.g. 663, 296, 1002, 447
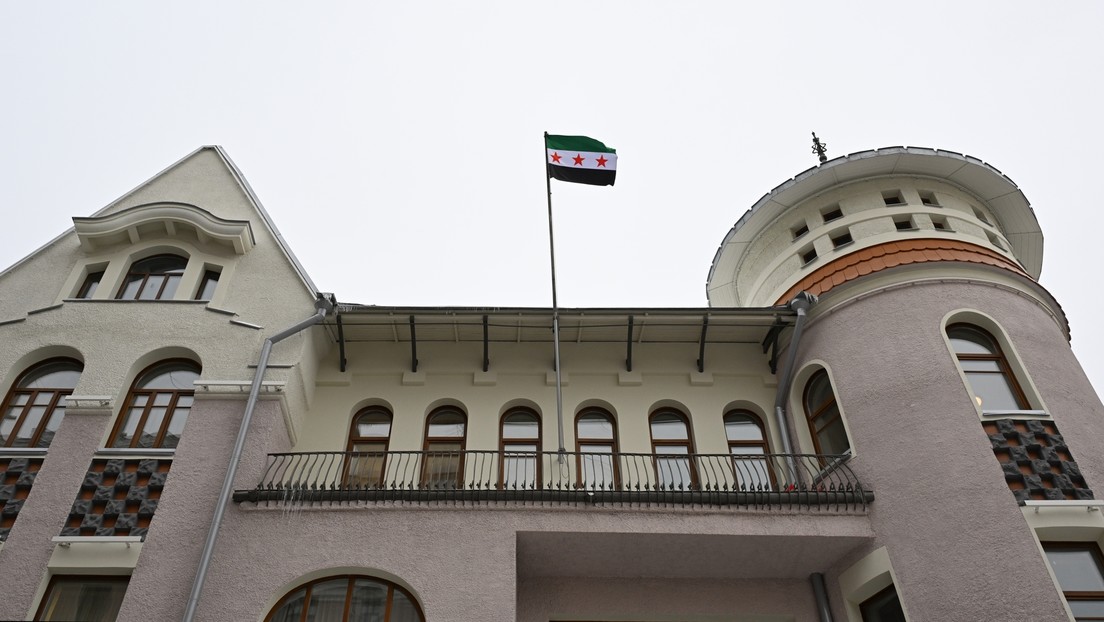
708, 147, 1104, 621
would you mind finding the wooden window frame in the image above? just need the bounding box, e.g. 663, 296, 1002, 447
724, 409, 776, 490
574, 408, 620, 490
499, 407, 541, 490
108, 359, 200, 449
77, 270, 105, 299
263, 574, 425, 622
858, 583, 906, 622
649, 408, 698, 490
1043, 542, 1104, 621
115, 253, 188, 301
947, 323, 1030, 411
0, 358, 83, 449
420, 407, 467, 489
344, 406, 392, 488
34, 574, 130, 621
803, 369, 850, 458
194, 269, 220, 301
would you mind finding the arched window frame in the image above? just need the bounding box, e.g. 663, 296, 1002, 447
421, 406, 467, 489
344, 406, 392, 488
574, 407, 620, 490
946, 323, 1031, 413
116, 253, 189, 301
723, 409, 775, 491
109, 359, 200, 449
499, 407, 541, 490
0, 358, 83, 449
264, 574, 425, 622
649, 408, 697, 490
803, 369, 851, 458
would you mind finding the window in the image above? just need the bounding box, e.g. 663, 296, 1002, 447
195, 270, 220, 301
500, 408, 540, 490
266, 575, 424, 622
421, 407, 466, 489
1043, 543, 1104, 621
792, 222, 810, 239
110, 360, 200, 449
972, 205, 991, 225
882, 191, 904, 206
822, 204, 843, 222
34, 575, 129, 621
345, 406, 391, 488
650, 409, 696, 490
859, 584, 906, 622
947, 324, 1028, 412
931, 216, 951, 231
987, 231, 1007, 250
116, 254, 187, 300
575, 408, 619, 490
831, 230, 854, 249
803, 370, 850, 457
894, 217, 915, 231
1, 358, 82, 449
78, 271, 105, 299
919, 190, 940, 207
801, 246, 818, 265
724, 410, 773, 491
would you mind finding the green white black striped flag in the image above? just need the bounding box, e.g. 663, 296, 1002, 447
545, 135, 617, 186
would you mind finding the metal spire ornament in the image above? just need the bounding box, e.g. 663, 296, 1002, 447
811, 132, 828, 163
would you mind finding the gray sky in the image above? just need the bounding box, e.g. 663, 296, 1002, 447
1, 2, 1101, 396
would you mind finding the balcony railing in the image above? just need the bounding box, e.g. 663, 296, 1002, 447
234, 450, 872, 510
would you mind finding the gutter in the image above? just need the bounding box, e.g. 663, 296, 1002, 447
182, 293, 335, 622
772, 292, 817, 459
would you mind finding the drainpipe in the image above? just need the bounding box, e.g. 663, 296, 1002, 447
183, 293, 335, 622
773, 292, 817, 471
810, 572, 835, 622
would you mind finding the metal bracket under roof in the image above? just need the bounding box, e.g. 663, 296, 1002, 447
482, 315, 489, 372
625, 315, 634, 372
696, 315, 709, 373
762, 319, 785, 375
409, 315, 419, 373
336, 313, 348, 373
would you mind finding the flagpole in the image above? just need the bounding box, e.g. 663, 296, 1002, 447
544, 132, 567, 457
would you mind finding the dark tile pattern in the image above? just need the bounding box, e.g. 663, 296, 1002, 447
0, 457, 43, 541
61, 458, 171, 538
985, 419, 1093, 503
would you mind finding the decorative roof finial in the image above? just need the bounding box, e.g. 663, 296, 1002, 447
811, 132, 828, 163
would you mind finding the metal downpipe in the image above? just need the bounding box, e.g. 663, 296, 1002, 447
773, 292, 817, 477
810, 572, 835, 622
183, 294, 335, 622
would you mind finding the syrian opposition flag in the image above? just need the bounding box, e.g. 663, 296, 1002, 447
546, 134, 617, 186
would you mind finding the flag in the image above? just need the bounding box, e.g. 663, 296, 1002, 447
546, 134, 617, 186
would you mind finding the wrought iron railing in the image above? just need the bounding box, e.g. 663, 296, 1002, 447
234, 450, 872, 510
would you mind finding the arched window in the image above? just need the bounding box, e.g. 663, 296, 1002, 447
110, 360, 200, 449
500, 408, 540, 490
804, 369, 850, 457
345, 406, 392, 488
421, 407, 466, 489
116, 254, 188, 300
947, 323, 1029, 412
724, 410, 773, 491
1, 358, 82, 449
575, 408, 619, 490
649, 409, 696, 490
265, 575, 424, 622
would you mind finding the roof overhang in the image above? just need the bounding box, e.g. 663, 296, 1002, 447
73, 201, 255, 255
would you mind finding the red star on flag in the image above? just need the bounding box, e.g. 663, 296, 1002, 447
550, 152, 562, 164
572, 154, 585, 166
595, 155, 608, 168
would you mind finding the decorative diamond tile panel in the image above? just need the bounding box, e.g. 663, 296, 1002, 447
985, 419, 1092, 503
61, 458, 171, 538
0, 457, 42, 541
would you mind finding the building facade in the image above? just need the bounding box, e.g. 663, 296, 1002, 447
0, 146, 1101, 621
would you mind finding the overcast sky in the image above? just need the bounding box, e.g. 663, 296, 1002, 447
1, 2, 1101, 396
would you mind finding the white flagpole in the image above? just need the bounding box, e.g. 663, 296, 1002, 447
544, 132, 567, 457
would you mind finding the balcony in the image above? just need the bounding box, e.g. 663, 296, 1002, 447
234, 450, 872, 511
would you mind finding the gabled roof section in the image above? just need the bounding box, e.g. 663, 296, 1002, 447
73, 202, 255, 255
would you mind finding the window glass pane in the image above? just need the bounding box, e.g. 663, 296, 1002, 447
138, 275, 165, 300
427, 411, 465, 437
349, 442, 388, 487
859, 584, 906, 622
113, 407, 144, 448
502, 412, 539, 439
79, 272, 103, 298
1046, 547, 1104, 592
305, 578, 349, 622
806, 373, 834, 410
655, 454, 693, 490
732, 454, 772, 491
725, 415, 764, 442
1068, 600, 1104, 617
161, 275, 182, 299
13, 406, 46, 446
2, 405, 22, 443
817, 419, 851, 456
37, 577, 128, 622
140, 407, 167, 447
39, 406, 65, 448
960, 359, 1002, 372
423, 442, 462, 488
580, 445, 615, 490
140, 365, 199, 390
163, 408, 189, 449
196, 272, 219, 301
948, 328, 996, 355
390, 591, 423, 622
118, 277, 142, 300
268, 588, 306, 622
355, 412, 392, 437
22, 363, 82, 389
966, 373, 1023, 410
650, 412, 688, 440
348, 578, 388, 621
577, 412, 614, 439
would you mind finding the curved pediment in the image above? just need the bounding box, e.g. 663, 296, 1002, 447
73, 202, 255, 255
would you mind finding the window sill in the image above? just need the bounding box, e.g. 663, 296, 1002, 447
0, 447, 48, 457
1022, 500, 1104, 512
982, 409, 1049, 417
53, 536, 143, 546
95, 448, 175, 458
